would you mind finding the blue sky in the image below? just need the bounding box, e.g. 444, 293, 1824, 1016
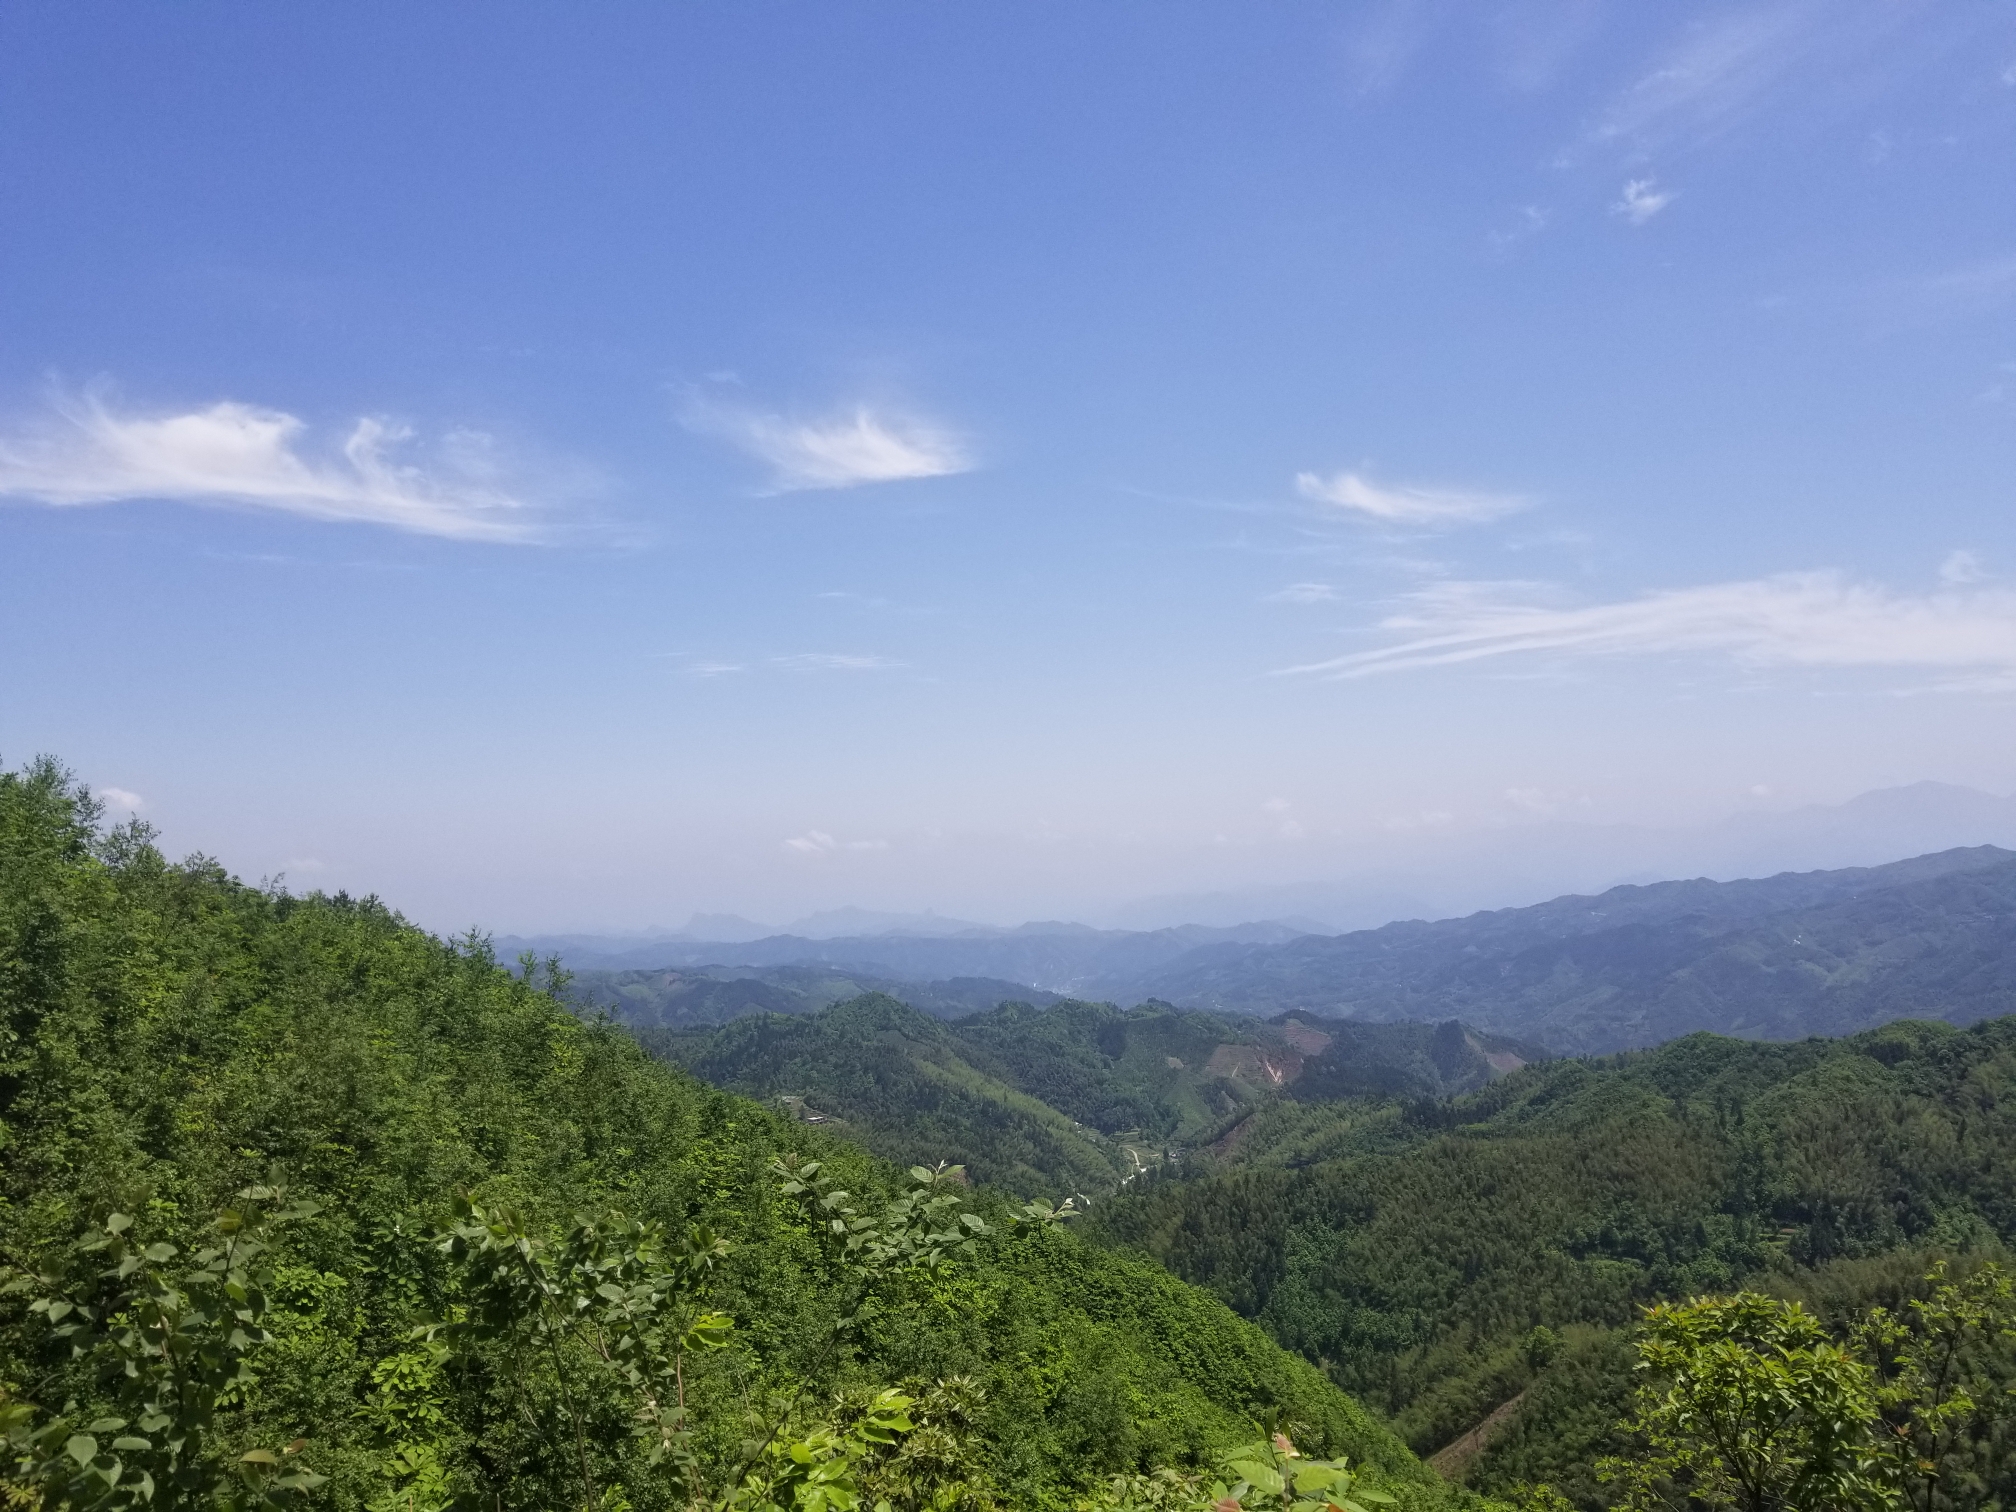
5, 2, 2016, 931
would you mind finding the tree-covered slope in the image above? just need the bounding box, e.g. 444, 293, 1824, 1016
0, 760, 1444, 1512
637, 995, 1136, 1199
1120, 846, 2016, 1052
570, 963, 1060, 1029
638, 996, 1539, 1198
1088, 1017, 2016, 1502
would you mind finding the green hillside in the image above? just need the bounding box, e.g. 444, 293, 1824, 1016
571, 963, 1060, 1029
1089, 1017, 2016, 1504
637, 997, 1539, 1198
0, 760, 1446, 1512
1125, 847, 2016, 1052
638, 995, 1131, 1198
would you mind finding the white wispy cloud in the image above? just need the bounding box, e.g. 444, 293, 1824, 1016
1580, 1, 1996, 165
0, 393, 545, 542
98, 786, 144, 813
684, 395, 971, 492
1588, 3, 1823, 155
1276, 571, 2016, 682
1268, 582, 1339, 604
770, 653, 905, 672
783, 830, 891, 855
1614, 178, 1675, 225
1295, 471, 1527, 526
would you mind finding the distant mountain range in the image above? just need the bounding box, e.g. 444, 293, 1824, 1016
1110, 844, 2016, 1054
521, 815, 2016, 1056
1098, 780, 2016, 932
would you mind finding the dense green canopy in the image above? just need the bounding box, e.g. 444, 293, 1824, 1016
0, 759, 1442, 1512
639, 995, 1530, 1197
1091, 1016, 2016, 1502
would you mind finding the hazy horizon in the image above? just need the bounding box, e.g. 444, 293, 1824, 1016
95, 775, 2016, 941
6, 6, 2015, 936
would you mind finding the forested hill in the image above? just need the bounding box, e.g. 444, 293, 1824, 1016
1090, 1016, 2016, 1504
0, 760, 1444, 1512
571, 962, 1062, 1029
1115, 844, 2016, 1052
634, 995, 1542, 1197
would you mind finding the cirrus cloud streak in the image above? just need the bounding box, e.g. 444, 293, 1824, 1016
1295, 470, 1526, 526
783, 830, 890, 855
0, 393, 545, 542
684, 396, 971, 493
1278, 571, 2016, 682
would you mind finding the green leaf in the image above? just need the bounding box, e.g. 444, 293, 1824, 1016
1229, 1461, 1284, 1496
684, 1311, 735, 1350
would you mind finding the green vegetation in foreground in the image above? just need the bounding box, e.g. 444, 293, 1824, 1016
1090, 1018, 2016, 1503
0, 759, 1446, 1511
635, 997, 1538, 1198
1591, 1269, 2016, 1512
